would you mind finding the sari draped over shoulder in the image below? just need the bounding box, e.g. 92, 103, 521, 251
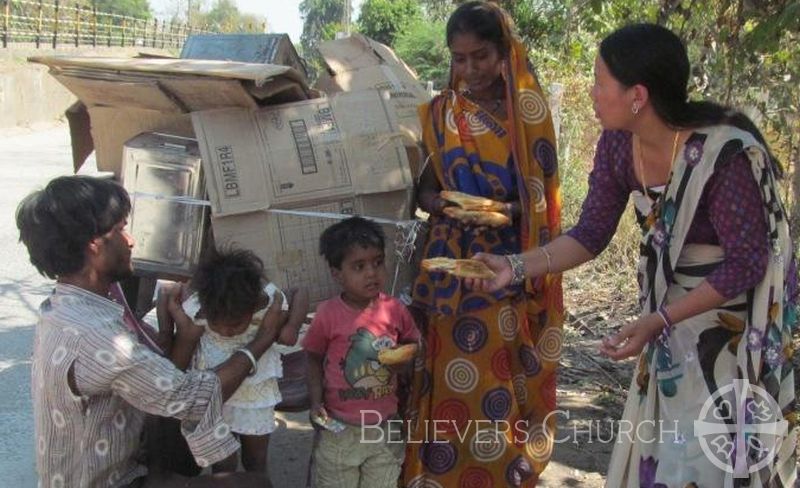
403, 28, 564, 488
607, 125, 798, 488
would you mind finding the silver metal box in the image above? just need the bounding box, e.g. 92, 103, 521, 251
122, 132, 207, 277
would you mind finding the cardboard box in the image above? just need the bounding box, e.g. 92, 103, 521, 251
193, 90, 415, 305
30, 56, 419, 307
316, 34, 429, 176
28, 56, 310, 175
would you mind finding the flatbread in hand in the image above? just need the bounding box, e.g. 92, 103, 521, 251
440, 190, 506, 212
421, 257, 497, 280
443, 206, 510, 227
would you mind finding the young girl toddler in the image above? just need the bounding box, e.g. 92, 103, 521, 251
163, 247, 308, 474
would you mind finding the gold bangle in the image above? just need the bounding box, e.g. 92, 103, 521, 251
539, 246, 552, 274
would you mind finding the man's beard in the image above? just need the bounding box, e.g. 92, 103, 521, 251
108, 263, 134, 283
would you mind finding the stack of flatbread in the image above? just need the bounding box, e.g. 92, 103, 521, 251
440, 191, 510, 227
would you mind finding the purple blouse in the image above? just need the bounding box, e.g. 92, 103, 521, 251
566, 130, 769, 299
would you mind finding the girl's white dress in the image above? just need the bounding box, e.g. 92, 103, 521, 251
183, 283, 287, 435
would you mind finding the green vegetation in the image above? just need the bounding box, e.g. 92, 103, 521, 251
187, 0, 266, 32
160, 0, 266, 32
93, 0, 152, 19
299, 0, 347, 54
394, 19, 449, 89
357, 0, 422, 46
299, 0, 799, 288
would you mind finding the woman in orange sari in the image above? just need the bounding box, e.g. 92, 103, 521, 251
403, 2, 563, 486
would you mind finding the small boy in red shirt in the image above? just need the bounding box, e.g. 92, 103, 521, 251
302, 216, 419, 488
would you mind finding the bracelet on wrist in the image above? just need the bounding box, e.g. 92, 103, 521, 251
653, 305, 674, 355
235, 347, 258, 376
506, 253, 526, 286
539, 246, 553, 274
656, 304, 673, 329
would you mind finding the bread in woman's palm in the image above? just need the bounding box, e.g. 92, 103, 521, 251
440, 190, 506, 212
442, 206, 510, 227
421, 257, 497, 280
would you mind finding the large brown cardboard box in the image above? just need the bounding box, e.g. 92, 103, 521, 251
316, 34, 428, 177
192, 90, 416, 306
28, 56, 310, 175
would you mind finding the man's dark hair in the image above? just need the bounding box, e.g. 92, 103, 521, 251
193, 247, 265, 324
16, 175, 131, 279
319, 216, 385, 269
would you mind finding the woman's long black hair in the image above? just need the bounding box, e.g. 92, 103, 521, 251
600, 23, 781, 175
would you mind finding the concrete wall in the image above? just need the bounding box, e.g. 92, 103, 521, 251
0, 46, 172, 129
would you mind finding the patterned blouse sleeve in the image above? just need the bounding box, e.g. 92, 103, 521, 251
566, 131, 631, 255
74, 328, 239, 467
704, 152, 769, 299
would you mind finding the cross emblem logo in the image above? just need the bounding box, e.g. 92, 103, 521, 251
694, 379, 787, 477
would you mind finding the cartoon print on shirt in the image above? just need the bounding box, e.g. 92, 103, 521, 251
339, 327, 395, 401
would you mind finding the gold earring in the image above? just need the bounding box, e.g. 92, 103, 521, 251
631, 102, 640, 115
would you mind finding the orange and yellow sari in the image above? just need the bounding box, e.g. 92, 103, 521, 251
402, 17, 564, 488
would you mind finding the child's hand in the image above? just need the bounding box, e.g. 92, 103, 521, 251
310, 403, 327, 419
385, 361, 413, 375
156, 283, 175, 336
277, 326, 299, 346
309, 403, 329, 431
162, 282, 188, 317
288, 288, 310, 316
174, 314, 204, 343
278, 288, 310, 345
160, 282, 203, 342
256, 290, 284, 341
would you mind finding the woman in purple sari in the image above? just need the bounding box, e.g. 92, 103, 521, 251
470, 24, 797, 487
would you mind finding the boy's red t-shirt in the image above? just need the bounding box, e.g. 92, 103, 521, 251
301, 292, 419, 425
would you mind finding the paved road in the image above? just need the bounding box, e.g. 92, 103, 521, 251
0, 123, 78, 486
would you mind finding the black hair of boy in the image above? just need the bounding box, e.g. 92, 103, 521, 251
193, 248, 266, 324
319, 216, 386, 269
16, 175, 131, 279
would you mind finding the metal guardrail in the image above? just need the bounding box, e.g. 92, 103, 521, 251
0, 0, 227, 49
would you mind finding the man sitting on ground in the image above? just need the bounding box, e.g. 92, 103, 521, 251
17, 175, 283, 487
